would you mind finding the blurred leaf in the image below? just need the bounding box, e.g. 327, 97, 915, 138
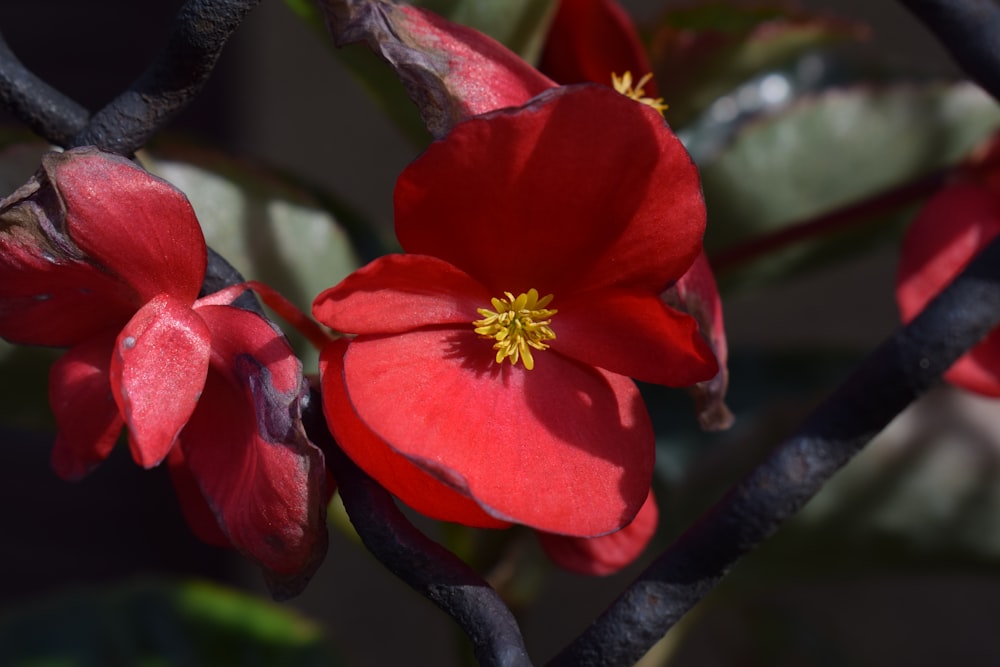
0, 578, 341, 666
648, 3, 867, 127
701, 82, 1000, 290
141, 144, 365, 369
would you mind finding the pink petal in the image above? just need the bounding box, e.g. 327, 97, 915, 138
554, 287, 718, 387
540, 0, 654, 91
313, 254, 490, 335
537, 488, 659, 575
339, 328, 654, 536
48, 333, 124, 480
318, 0, 555, 137
48, 148, 207, 303
110, 294, 211, 468
184, 305, 327, 595
320, 339, 510, 529
896, 183, 1000, 396
395, 85, 705, 297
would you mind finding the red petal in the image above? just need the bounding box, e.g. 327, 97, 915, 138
537, 488, 658, 575
49, 148, 207, 303
110, 294, 211, 468
896, 184, 1000, 395
664, 251, 733, 430
0, 230, 135, 347
540, 0, 654, 91
395, 85, 704, 296
48, 333, 124, 480
313, 254, 490, 335
184, 305, 327, 596
319, 0, 555, 137
320, 339, 509, 529
166, 447, 232, 548
339, 328, 654, 536
554, 287, 718, 387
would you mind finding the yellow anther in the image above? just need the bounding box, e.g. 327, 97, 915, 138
611, 71, 669, 116
472, 288, 556, 370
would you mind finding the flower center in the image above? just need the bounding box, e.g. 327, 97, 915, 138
472, 288, 556, 371
611, 71, 669, 116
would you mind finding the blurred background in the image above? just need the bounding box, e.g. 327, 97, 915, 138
3, 1, 1000, 665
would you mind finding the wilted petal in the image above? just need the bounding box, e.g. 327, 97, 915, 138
110, 294, 211, 468
0, 167, 136, 346
540, 0, 654, 90
48, 333, 124, 480
184, 305, 327, 598
396, 86, 705, 296
897, 183, 1000, 395
46, 148, 207, 303
166, 447, 232, 548
555, 287, 718, 387
313, 253, 490, 335
663, 251, 733, 430
537, 488, 658, 575
318, 0, 554, 138
338, 328, 654, 536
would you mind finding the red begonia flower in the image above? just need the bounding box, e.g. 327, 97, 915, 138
0, 148, 327, 596
314, 86, 717, 545
896, 181, 1000, 396
539, 0, 654, 93
321, 0, 730, 431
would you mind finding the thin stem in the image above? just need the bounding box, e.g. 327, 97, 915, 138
709, 167, 951, 273
68, 0, 263, 154
0, 31, 89, 146
548, 233, 1000, 666
304, 398, 533, 667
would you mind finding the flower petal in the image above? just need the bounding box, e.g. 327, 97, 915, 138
897, 183, 1000, 395
554, 288, 718, 387
48, 148, 207, 303
537, 488, 658, 575
313, 254, 490, 335
48, 333, 124, 480
184, 304, 328, 598
663, 251, 733, 430
395, 85, 705, 296
339, 328, 654, 536
110, 294, 211, 468
166, 447, 233, 548
540, 0, 654, 91
317, 0, 555, 138
320, 338, 509, 529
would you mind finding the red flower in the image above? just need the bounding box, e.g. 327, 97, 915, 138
897, 139, 1000, 396
0, 148, 327, 597
313, 86, 717, 565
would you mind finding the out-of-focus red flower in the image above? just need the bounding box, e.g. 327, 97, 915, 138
313, 86, 717, 572
0, 148, 327, 597
897, 136, 1000, 396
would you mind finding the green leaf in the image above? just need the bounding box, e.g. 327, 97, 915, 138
701, 82, 1000, 290
648, 4, 867, 127
142, 144, 365, 369
0, 578, 341, 666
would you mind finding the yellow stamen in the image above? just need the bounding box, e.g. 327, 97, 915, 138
611, 71, 669, 116
472, 288, 556, 370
